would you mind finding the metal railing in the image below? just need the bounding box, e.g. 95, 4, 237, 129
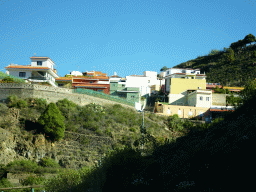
28, 77, 50, 80
73, 88, 135, 107
0, 185, 45, 192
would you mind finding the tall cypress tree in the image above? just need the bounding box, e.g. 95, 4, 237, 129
38, 102, 65, 142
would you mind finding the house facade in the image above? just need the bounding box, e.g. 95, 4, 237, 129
5, 56, 59, 87
109, 72, 140, 103
72, 74, 110, 94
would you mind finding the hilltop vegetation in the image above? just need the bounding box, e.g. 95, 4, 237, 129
172, 33, 256, 87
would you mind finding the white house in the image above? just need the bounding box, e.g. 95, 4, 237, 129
69, 71, 83, 76
5, 56, 59, 87
124, 71, 167, 96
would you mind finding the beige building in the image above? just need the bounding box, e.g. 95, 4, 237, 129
154, 102, 210, 120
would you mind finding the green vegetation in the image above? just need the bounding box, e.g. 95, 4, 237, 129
38, 102, 65, 142
0, 72, 26, 83
43, 92, 256, 192
168, 33, 256, 87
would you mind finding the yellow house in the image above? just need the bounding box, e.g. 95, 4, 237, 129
164, 69, 211, 107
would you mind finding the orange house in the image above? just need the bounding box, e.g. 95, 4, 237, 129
72, 76, 110, 94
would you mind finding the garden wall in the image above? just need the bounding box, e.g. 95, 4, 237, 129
0, 83, 136, 110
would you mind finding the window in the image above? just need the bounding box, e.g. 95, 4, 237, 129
148, 80, 150, 83
98, 89, 103, 92
90, 81, 93, 83
19, 72, 26, 77
192, 77, 194, 79
131, 96, 135, 98
206, 97, 210, 101
167, 71, 169, 74
37, 61, 42, 66
200, 96, 203, 101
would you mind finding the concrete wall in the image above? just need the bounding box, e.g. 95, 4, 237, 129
0, 83, 136, 110
168, 93, 187, 105
212, 93, 226, 105
170, 78, 206, 94
8, 70, 32, 79
154, 102, 210, 120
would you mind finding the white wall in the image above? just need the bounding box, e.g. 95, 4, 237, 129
8, 70, 32, 79
31, 59, 54, 69
70, 71, 83, 76
196, 93, 212, 108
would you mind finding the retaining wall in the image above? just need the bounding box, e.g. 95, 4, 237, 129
0, 83, 136, 110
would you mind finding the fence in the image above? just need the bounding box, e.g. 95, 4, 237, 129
73, 88, 135, 107
0, 185, 45, 192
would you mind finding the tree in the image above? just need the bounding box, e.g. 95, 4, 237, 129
38, 102, 65, 142
208, 49, 220, 56
240, 80, 256, 104
244, 33, 256, 45
160, 66, 168, 72
223, 48, 235, 63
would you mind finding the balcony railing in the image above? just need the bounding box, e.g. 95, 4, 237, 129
28, 76, 50, 80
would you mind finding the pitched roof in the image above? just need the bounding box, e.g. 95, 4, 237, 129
73, 76, 109, 80
73, 84, 107, 88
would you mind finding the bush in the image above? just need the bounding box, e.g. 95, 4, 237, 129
129, 127, 137, 132
0, 103, 8, 116
38, 157, 60, 168
37, 102, 65, 142
7, 95, 18, 107
1, 76, 15, 83
5, 159, 39, 174
16, 100, 27, 109
20, 174, 46, 186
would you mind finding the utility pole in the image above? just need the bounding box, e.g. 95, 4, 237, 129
141, 110, 144, 156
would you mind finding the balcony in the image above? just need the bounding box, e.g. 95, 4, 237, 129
28, 76, 50, 80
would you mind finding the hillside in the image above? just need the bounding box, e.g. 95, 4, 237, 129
173, 34, 256, 87
0, 95, 202, 190
56, 83, 256, 192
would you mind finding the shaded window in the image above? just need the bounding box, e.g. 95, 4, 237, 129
19, 72, 26, 77
206, 97, 210, 101
37, 61, 42, 66
200, 96, 203, 100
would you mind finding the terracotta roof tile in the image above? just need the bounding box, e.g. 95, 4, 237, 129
73, 84, 107, 88
5, 65, 50, 70
56, 77, 72, 81
210, 109, 235, 112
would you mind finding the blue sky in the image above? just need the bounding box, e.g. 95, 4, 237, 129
1, 0, 256, 78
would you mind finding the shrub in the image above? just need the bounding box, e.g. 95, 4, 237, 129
1, 76, 14, 83
7, 95, 18, 107
37, 102, 65, 142
38, 157, 60, 168
5, 159, 39, 174
0, 103, 8, 116
20, 174, 46, 186
16, 100, 27, 109
129, 127, 136, 132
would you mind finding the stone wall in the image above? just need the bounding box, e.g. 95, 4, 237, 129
0, 83, 136, 111
212, 93, 226, 105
